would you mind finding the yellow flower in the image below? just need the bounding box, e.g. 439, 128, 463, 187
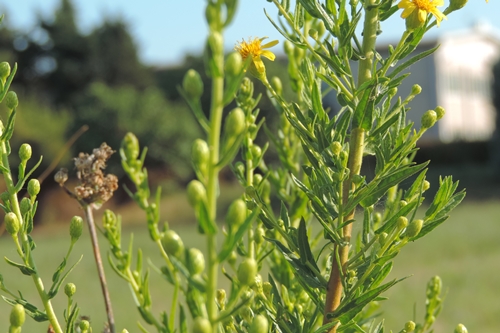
398, 0, 447, 27
235, 37, 279, 78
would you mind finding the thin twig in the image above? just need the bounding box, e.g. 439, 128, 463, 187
84, 204, 115, 333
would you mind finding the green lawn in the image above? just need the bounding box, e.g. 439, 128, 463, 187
0, 196, 499, 332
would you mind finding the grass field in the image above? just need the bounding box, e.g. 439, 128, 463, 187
0, 194, 499, 332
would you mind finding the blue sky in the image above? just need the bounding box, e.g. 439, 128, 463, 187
0, 0, 498, 66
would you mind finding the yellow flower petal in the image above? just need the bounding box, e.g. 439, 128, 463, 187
234, 36, 279, 78
261, 50, 276, 61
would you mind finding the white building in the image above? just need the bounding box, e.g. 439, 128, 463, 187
388, 23, 500, 143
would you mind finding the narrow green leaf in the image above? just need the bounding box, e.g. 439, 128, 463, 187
1, 296, 49, 322
4, 257, 36, 276
218, 208, 258, 262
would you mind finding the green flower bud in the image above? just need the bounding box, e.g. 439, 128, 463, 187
64, 283, 77, 297
423, 180, 430, 191
216, 289, 226, 306
19, 143, 32, 162
70, 216, 83, 242
250, 145, 262, 161
28, 179, 41, 197
405, 219, 423, 238
397, 216, 408, 230
388, 87, 398, 98
191, 139, 209, 173
187, 180, 206, 208
225, 107, 246, 137
284, 40, 294, 55
192, 317, 212, 333
5, 91, 18, 110
233, 161, 245, 179
435, 106, 445, 120
238, 258, 258, 285
427, 275, 442, 297
263, 281, 272, 296
9, 304, 25, 328
225, 52, 243, 77
374, 212, 382, 225
238, 77, 254, 102
187, 248, 205, 275
294, 46, 305, 59
331, 141, 342, 156
122, 132, 140, 161
5, 212, 20, 236
183, 69, 204, 100
379, 232, 388, 246
225, 198, 247, 229
308, 28, 318, 40
121, 330, 130, 333
254, 226, 265, 244
249, 315, 269, 333
79, 320, 90, 331
404, 320, 416, 332
411, 84, 422, 96
449, 0, 468, 11
400, 200, 408, 207
454, 323, 468, 333
317, 20, 326, 36
162, 230, 185, 258
270, 76, 283, 96
253, 174, 263, 187
205, 2, 220, 30
0, 62, 11, 82
421, 110, 437, 129
228, 250, 237, 265
208, 31, 223, 55
19, 198, 31, 215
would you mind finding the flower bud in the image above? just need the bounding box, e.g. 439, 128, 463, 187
388, 87, 398, 98
191, 139, 210, 173
435, 106, 445, 120
79, 320, 90, 332
208, 31, 223, 55
400, 200, 408, 207
270, 76, 283, 96
284, 40, 294, 55
317, 20, 326, 36
192, 317, 212, 333
187, 180, 206, 208
263, 282, 272, 296
28, 179, 40, 197
162, 230, 185, 258
70, 216, 83, 242
238, 258, 258, 285
249, 315, 269, 333
238, 77, 254, 102
19, 198, 31, 215
121, 330, 130, 333
5, 91, 18, 110
405, 219, 423, 238
9, 304, 25, 328
421, 110, 437, 129
0, 62, 11, 82
19, 143, 32, 162
216, 289, 226, 306
397, 216, 408, 230
454, 323, 468, 333
411, 84, 422, 96
225, 198, 247, 229
122, 132, 140, 161
423, 180, 430, 191
308, 28, 318, 40
378, 232, 388, 246
5, 212, 20, 236
427, 275, 442, 298
449, 0, 468, 11
250, 145, 262, 161
224, 107, 246, 137
187, 248, 205, 275
404, 320, 416, 332
64, 283, 77, 297
225, 52, 242, 77
331, 141, 342, 156
254, 226, 265, 244
183, 69, 204, 100
205, 2, 220, 30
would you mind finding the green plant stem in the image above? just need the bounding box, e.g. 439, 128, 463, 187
0, 141, 64, 333
206, 69, 224, 329
323, 0, 378, 329
84, 205, 115, 333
